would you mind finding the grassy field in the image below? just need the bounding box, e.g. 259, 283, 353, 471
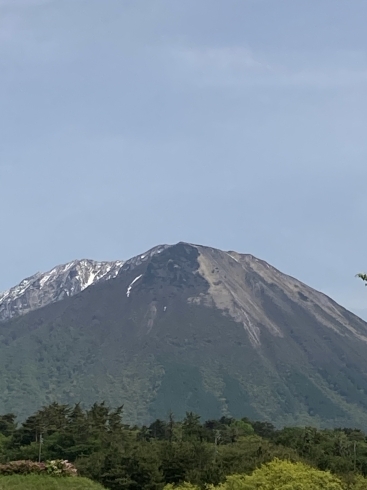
0, 475, 105, 490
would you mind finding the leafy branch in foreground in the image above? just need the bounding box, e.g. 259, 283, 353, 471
356, 273, 367, 285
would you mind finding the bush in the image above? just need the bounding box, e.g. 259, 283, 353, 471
0, 461, 44, 476
230, 459, 345, 490
45, 460, 77, 477
166, 459, 346, 489
0, 460, 77, 477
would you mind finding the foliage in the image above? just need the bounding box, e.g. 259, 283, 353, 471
163, 484, 199, 490
45, 460, 78, 477
0, 461, 44, 476
221, 459, 345, 490
166, 460, 363, 489
356, 273, 367, 285
3, 404, 367, 489
0, 459, 77, 477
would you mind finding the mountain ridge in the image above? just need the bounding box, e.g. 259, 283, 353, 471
1, 241, 367, 428
0, 258, 124, 322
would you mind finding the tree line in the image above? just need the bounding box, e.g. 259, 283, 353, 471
1, 402, 367, 489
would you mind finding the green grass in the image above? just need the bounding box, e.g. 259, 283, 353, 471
0, 475, 105, 490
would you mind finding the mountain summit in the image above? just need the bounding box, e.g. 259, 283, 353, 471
1, 242, 367, 428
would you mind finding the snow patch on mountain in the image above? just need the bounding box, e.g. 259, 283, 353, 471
0, 259, 124, 322
0, 244, 173, 323
126, 274, 143, 297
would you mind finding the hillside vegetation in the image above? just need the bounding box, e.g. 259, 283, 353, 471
2, 403, 367, 489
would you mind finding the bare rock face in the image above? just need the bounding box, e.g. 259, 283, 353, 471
117, 242, 367, 348
0, 259, 124, 322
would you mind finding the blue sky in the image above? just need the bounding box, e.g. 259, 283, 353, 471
1, 0, 367, 318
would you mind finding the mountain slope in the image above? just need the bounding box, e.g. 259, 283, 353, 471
1, 242, 367, 428
0, 259, 124, 322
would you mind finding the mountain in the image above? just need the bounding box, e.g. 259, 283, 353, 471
1, 242, 367, 428
0, 259, 124, 322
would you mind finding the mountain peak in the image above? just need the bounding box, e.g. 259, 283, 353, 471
1, 242, 367, 427
0, 258, 124, 322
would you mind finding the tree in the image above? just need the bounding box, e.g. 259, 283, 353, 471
252, 421, 275, 439
219, 459, 345, 490
227, 420, 254, 443
182, 412, 203, 442
148, 420, 167, 440
169, 459, 345, 489
0, 413, 16, 437
356, 273, 367, 285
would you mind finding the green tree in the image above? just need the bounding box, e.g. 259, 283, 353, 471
252, 421, 275, 439
228, 420, 254, 443
357, 273, 367, 284
148, 420, 167, 440
164, 459, 347, 489
221, 459, 345, 490
0, 413, 16, 438
182, 413, 203, 442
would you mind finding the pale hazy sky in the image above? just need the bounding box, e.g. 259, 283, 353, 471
1, 0, 367, 318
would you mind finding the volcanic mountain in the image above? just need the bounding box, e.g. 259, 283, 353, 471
1, 242, 367, 428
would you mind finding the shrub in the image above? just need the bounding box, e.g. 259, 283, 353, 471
0, 461, 44, 476
166, 459, 345, 489
45, 460, 78, 477
0, 459, 77, 477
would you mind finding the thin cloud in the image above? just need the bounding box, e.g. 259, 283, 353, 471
286, 68, 367, 88
168, 46, 271, 86
176, 46, 270, 71
168, 46, 367, 89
